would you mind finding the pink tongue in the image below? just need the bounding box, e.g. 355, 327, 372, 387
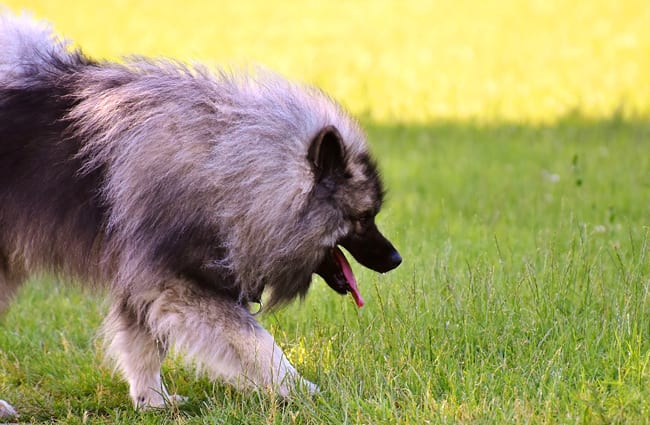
333, 247, 364, 307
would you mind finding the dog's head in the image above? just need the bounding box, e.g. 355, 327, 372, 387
308, 126, 401, 307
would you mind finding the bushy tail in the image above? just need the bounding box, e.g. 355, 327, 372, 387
0, 9, 73, 79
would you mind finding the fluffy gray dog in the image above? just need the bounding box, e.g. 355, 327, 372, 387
0, 11, 401, 415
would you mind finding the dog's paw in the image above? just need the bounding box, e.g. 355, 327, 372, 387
298, 379, 320, 396
277, 377, 319, 398
0, 400, 17, 418
137, 393, 188, 411
165, 394, 189, 406
302, 379, 319, 396
291, 372, 319, 396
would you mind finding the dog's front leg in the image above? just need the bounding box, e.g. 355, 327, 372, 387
102, 301, 186, 409
147, 286, 318, 397
228, 320, 319, 397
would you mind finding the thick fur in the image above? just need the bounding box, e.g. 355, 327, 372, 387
0, 11, 400, 414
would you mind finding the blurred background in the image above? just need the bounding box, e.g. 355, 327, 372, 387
4, 0, 649, 124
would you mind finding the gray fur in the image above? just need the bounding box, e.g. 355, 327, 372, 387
0, 11, 398, 414
70, 61, 368, 306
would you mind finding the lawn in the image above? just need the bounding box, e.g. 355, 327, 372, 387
1, 1, 650, 424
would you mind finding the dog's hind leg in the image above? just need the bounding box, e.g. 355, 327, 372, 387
0, 400, 18, 418
0, 253, 26, 418
102, 301, 186, 409
0, 252, 26, 314
147, 285, 318, 398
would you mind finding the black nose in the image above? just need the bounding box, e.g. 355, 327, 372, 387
388, 250, 402, 270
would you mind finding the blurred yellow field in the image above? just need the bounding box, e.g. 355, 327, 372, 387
4, 0, 649, 123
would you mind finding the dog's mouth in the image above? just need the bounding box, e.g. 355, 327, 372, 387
315, 246, 364, 307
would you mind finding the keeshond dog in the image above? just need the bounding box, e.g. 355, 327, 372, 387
0, 11, 401, 415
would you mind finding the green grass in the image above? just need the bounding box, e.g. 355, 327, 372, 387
2, 118, 649, 424
2, 0, 650, 423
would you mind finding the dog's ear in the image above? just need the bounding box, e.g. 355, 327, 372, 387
308, 125, 346, 181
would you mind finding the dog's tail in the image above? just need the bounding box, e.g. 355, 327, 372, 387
0, 9, 74, 80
